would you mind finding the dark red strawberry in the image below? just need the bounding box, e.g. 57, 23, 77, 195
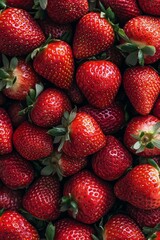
7, 101, 26, 128
22, 176, 61, 221
153, 97, 160, 119
0, 93, 6, 106
138, 0, 160, 16
0, 186, 22, 210
66, 83, 85, 105
0, 0, 33, 10
102, 47, 124, 68
0, 8, 45, 56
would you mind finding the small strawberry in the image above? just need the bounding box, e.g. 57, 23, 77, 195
138, 0, 160, 16
0, 0, 33, 10
61, 170, 115, 224
7, 101, 26, 128
66, 83, 85, 105
22, 176, 61, 221
0, 186, 22, 210
13, 121, 53, 160
0, 210, 40, 239
153, 97, 160, 119
0, 152, 34, 189
101, 47, 124, 68
76, 60, 122, 109
0, 8, 45, 56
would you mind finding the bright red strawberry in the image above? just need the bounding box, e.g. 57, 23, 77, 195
22, 176, 61, 221
124, 115, 160, 157
153, 97, 160, 119
0, 152, 34, 189
0, 186, 22, 210
123, 66, 160, 115
138, 0, 160, 16
1, 0, 33, 10
13, 121, 53, 160
73, 12, 115, 59
0, 210, 40, 239
33, 41, 74, 89
7, 101, 26, 128
67, 83, 85, 105
0, 8, 45, 56
92, 135, 132, 181
114, 164, 160, 210
61, 170, 115, 224
0, 108, 13, 155
76, 60, 121, 109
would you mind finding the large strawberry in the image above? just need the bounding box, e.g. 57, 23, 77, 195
0, 0, 33, 10
153, 97, 160, 119
123, 66, 160, 115
0, 8, 45, 56
138, 0, 160, 16
76, 60, 122, 109
66, 83, 85, 105
22, 176, 61, 221
0, 210, 40, 239
0, 186, 22, 210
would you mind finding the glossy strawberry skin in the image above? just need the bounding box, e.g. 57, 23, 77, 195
92, 135, 132, 181
123, 66, 160, 115
0, 186, 22, 210
138, 0, 160, 16
23, 176, 61, 221
103, 214, 145, 240
73, 12, 115, 59
114, 164, 160, 210
153, 97, 160, 119
0, 152, 34, 189
0, 108, 13, 155
63, 170, 115, 224
0, 8, 45, 56
7, 101, 26, 128
6, 0, 34, 10
13, 121, 53, 160
33, 41, 74, 89
0, 210, 40, 239
76, 60, 122, 109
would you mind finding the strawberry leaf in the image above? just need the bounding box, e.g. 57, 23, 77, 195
125, 51, 138, 66
117, 43, 138, 53
0, 69, 10, 79
133, 141, 141, 150
39, 0, 47, 10
152, 122, 160, 133
141, 46, 156, 56
35, 83, 44, 98
41, 165, 54, 176
148, 158, 160, 172
92, 234, 100, 240
2, 54, 9, 69
45, 222, 55, 240
146, 142, 154, 149
138, 49, 144, 66
10, 57, 18, 70
152, 139, 160, 149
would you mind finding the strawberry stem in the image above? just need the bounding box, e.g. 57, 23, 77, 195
60, 194, 78, 218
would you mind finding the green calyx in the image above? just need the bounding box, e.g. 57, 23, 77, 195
60, 194, 78, 219
92, 218, 104, 240
143, 223, 160, 240
45, 222, 55, 240
32, 0, 48, 20
0, 0, 7, 9
99, 2, 116, 24
148, 159, 160, 173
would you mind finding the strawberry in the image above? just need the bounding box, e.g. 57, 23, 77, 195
0, 55, 39, 100
13, 121, 53, 160
0, 186, 22, 210
153, 97, 160, 119
76, 60, 121, 109
22, 176, 61, 221
0, 210, 40, 239
73, 12, 115, 59
61, 170, 115, 224
0, 0, 34, 10
0, 152, 34, 189
138, 0, 160, 16
7, 101, 26, 128
123, 66, 160, 115
0, 108, 13, 155
124, 115, 160, 157
92, 135, 132, 181
0, 93, 6, 106
0, 8, 45, 56
66, 84, 85, 105
102, 47, 124, 68
114, 163, 160, 210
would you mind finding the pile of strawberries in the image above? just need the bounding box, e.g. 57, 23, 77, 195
0, 0, 160, 239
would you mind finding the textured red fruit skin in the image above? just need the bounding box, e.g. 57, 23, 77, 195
62, 112, 107, 158
67, 84, 85, 105
46, 0, 89, 24
79, 102, 125, 134
0, 8, 45, 56
0, 152, 34, 189
126, 204, 160, 228
7, 101, 26, 128
124, 16, 160, 64
0, 210, 40, 239
76, 60, 121, 109
153, 97, 160, 119
0, 108, 13, 155
63, 170, 115, 224
103, 214, 145, 240
23, 176, 61, 221
31, 88, 72, 127
114, 164, 160, 210
13, 121, 53, 160
104, 47, 124, 68
124, 115, 160, 157
92, 136, 132, 181
54, 218, 94, 240
0, 186, 22, 210
6, 0, 33, 10
138, 0, 160, 16
123, 66, 160, 115
33, 41, 74, 89
73, 12, 115, 59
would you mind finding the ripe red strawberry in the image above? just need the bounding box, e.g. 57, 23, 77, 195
114, 164, 160, 210
67, 84, 85, 105
33, 41, 74, 89
123, 66, 160, 115
61, 170, 115, 224
79, 102, 125, 134
46, 0, 89, 24
102, 214, 145, 240
124, 115, 160, 157
0, 210, 40, 239
0, 8, 45, 56
102, 47, 124, 68
0, 186, 22, 210
76, 60, 121, 109
92, 135, 132, 181
153, 97, 160, 119
13, 121, 53, 160
0, 108, 13, 155
0, 152, 34, 189
7, 101, 26, 128
138, 0, 160, 16
1, 0, 34, 10
22, 176, 61, 221
73, 12, 115, 59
